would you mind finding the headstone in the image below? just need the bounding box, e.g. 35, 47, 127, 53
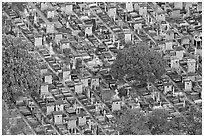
156, 92, 160, 102
34, 14, 38, 25
49, 44, 55, 55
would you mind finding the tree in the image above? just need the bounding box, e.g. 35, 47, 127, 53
117, 109, 151, 135
2, 34, 41, 105
147, 108, 174, 135
185, 106, 202, 135
110, 43, 166, 83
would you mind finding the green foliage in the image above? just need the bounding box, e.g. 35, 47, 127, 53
2, 101, 10, 135
2, 34, 41, 105
110, 43, 166, 83
117, 109, 151, 135
117, 108, 187, 135
147, 109, 173, 135
185, 106, 202, 135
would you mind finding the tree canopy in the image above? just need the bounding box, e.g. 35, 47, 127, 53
117, 108, 185, 135
110, 43, 166, 83
117, 109, 151, 135
185, 106, 202, 135
2, 34, 41, 105
147, 108, 175, 135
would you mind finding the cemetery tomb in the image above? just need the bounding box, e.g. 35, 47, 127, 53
40, 84, 49, 96
171, 57, 180, 69
156, 12, 165, 22
171, 9, 181, 19
55, 33, 63, 43
35, 36, 43, 47
61, 39, 70, 49
112, 100, 121, 111
46, 103, 55, 115
108, 7, 116, 19
55, 100, 66, 111
45, 74, 52, 84
165, 41, 173, 50
166, 30, 174, 40
181, 36, 191, 45
125, 33, 132, 43
78, 116, 87, 126
41, 2, 48, 11
81, 78, 89, 87
53, 111, 63, 124
139, 6, 147, 17
126, 2, 133, 12
75, 83, 83, 94
174, 2, 183, 9
85, 26, 93, 36
65, 4, 73, 14
46, 23, 55, 33
63, 69, 71, 81
47, 10, 55, 18
66, 116, 77, 128
164, 83, 173, 94
197, 2, 202, 12
184, 79, 192, 91
91, 77, 100, 88
187, 59, 196, 73
72, 30, 81, 36
41, 67, 48, 75
175, 47, 184, 60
